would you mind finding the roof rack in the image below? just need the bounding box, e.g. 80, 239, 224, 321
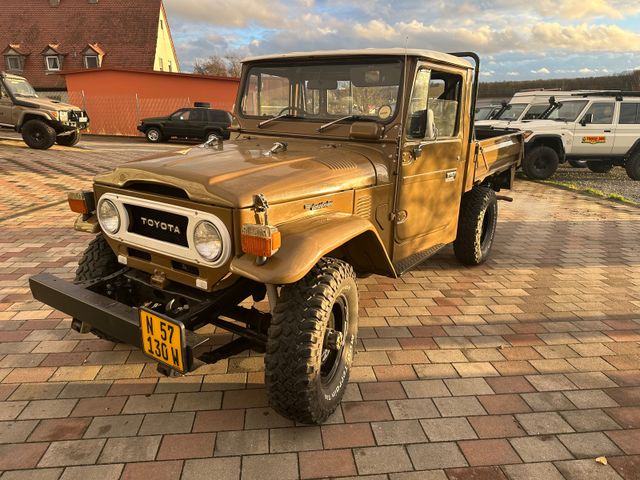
570, 90, 640, 99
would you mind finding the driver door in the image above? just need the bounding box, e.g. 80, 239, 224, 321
394, 65, 466, 260
572, 101, 617, 156
164, 109, 190, 137
0, 84, 13, 126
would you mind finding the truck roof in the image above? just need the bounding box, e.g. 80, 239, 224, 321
242, 48, 473, 69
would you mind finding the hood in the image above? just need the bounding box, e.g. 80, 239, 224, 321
141, 116, 169, 123
95, 138, 380, 208
507, 119, 569, 131
16, 96, 81, 111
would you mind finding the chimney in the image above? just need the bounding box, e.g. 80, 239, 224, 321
49, 0, 60, 6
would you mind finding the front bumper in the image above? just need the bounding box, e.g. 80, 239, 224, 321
56, 110, 90, 131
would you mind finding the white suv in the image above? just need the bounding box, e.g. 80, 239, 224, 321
476, 90, 560, 127
506, 92, 640, 181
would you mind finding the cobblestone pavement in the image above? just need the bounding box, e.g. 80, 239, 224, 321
0, 139, 639, 479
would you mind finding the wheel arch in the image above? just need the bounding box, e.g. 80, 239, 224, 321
526, 135, 565, 161
17, 112, 53, 132
626, 138, 640, 158
229, 213, 396, 285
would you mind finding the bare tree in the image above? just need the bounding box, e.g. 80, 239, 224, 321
193, 55, 242, 78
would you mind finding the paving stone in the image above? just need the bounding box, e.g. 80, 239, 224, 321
0, 442, 49, 470
0, 400, 27, 420
515, 412, 574, 435
458, 438, 521, 466
434, 396, 486, 417
478, 394, 531, 414
122, 394, 174, 414
607, 429, 640, 455
406, 442, 468, 470
565, 389, 618, 409
321, 423, 376, 449
401, 379, 450, 398
554, 459, 624, 479
0, 419, 38, 443
244, 407, 294, 429
342, 400, 393, 422
445, 378, 493, 396
71, 396, 127, 417
521, 392, 575, 411
558, 431, 623, 458
83, 414, 144, 438
9, 382, 64, 401
156, 432, 215, 460
359, 381, 406, 400
608, 455, 640, 480
446, 466, 508, 480
182, 457, 241, 480
502, 462, 565, 480
138, 411, 194, 435
18, 399, 77, 420
59, 464, 123, 480
58, 381, 111, 399
299, 449, 357, 479
606, 407, 640, 429
269, 426, 322, 452
121, 460, 183, 480
421, 417, 477, 441
0, 468, 64, 480
354, 445, 414, 474
509, 436, 574, 462
98, 435, 161, 463
468, 414, 526, 438
38, 439, 105, 467
29, 417, 91, 442
371, 419, 427, 445
241, 452, 298, 480
388, 398, 440, 419
192, 409, 245, 432
560, 408, 622, 432
214, 429, 268, 456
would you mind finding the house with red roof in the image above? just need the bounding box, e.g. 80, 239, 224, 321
0, 0, 179, 99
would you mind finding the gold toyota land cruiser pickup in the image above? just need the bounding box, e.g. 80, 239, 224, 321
30, 49, 523, 424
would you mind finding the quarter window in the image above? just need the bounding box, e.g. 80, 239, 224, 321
619, 103, 640, 124
583, 102, 614, 124
46, 56, 61, 71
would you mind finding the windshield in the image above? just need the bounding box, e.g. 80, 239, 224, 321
4, 77, 38, 98
475, 106, 496, 120
522, 104, 548, 120
546, 100, 588, 122
494, 103, 527, 121
240, 59, 402, 124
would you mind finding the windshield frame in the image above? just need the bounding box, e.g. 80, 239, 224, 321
4, 77, 38, 98
494, 103, 527, 121
546, 99, 589, 122
236, 56, 405, 128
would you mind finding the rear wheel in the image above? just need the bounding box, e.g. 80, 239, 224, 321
453, 186, 498, 266
522, 146, 559, 180
205, 131, 221, 142
625, 152, 640, 180
587, 161, 613, 173
265, 258, 358, 424
21, 119, 57, 149
145, 127, 163, 143
56, 130, 81, 147
74, 234, 122, 342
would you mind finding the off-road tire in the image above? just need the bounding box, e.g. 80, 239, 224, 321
265, 258, 358, 424
568, 159, 587, 168
625, 152, 640, 180
56, 130, 81, 147
522, 146, 559, 180
453, 186, 498, 266
587, 161, 613, 173
145, 127, 164, 143
74, 234, 121, 342
21, 119, 57, 150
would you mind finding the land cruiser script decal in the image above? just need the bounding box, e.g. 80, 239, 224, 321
304, 200, 334, 211
581, 136, 606, 144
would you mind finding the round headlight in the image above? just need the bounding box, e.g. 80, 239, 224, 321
193, 221, 222, 261
98, 199, 120, 234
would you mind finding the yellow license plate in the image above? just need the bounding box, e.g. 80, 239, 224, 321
139, 308, 187, 373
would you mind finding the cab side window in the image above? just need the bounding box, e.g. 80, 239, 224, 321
583, 102, 614, 124
619, 103, 640, 124
405, 68, 462, 139
190, 109, 206, 122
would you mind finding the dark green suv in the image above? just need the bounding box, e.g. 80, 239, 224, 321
138, 105, 232, 143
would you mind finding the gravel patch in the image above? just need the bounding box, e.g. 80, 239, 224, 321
545, 164, 640, 204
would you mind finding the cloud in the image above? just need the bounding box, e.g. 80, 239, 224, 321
531, 67, 551, 74
507, 71, 520, 76
164, 0, 288, 27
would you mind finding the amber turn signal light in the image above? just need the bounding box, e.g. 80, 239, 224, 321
67, 190, 95, 214
241, 224, 281, 258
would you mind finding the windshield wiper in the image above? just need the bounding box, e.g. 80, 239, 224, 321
258, 113, 298, 128
318, 115, 373, 132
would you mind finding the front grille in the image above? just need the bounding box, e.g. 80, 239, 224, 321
125, 204, 189, 247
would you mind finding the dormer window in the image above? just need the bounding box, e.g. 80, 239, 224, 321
46, 55, 61, 71
6, 55, 23, 71
82, 43, 104, 69
84, 55, 99, 69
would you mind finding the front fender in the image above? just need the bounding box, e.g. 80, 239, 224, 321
230, 212, 395, 285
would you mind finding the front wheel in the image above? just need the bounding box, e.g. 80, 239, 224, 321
56, 130, 81, 147
625, 153, 640, 180
21, 119, 57, 149
265, 258, 358, 424
145, 127, 164, 143
453, 186, 498, 266
522, 146, 559, 180
587, 161, 613, 173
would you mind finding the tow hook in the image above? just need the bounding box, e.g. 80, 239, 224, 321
496, 195, 513, 202
324, 328, 344, 351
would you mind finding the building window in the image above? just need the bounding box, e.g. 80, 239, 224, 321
168, 60, 173, 72
84, 55, 100, 69
46, 55, 61, 71
6, 55, 23, 71
158, 58, 163, 71
160, 19, 164, 30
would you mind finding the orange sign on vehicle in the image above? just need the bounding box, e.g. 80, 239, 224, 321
581, 136, 606, 144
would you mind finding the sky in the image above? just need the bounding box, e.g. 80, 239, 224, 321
163, 0, 640, 82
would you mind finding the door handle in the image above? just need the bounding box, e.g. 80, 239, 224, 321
604, 130, 611, 133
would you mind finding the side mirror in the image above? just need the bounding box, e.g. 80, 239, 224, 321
580, 113, 593, 126
426, 109, 438, 140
